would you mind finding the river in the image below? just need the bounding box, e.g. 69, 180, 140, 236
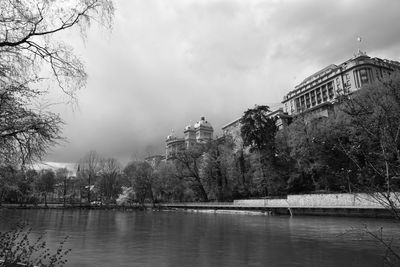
0, 209, 398, 266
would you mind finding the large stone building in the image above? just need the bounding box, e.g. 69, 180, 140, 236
165, 116, 214, 159
282, 51, 400, 119
221, 51, 400, 147
160, 51, 400, 160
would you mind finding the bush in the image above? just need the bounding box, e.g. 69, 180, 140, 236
0, 224, 70, 267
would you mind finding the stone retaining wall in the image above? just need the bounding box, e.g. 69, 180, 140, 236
233, 193, 400, 208
234, 198, 288, 207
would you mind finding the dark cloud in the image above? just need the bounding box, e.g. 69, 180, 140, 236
44, 0, 400, 166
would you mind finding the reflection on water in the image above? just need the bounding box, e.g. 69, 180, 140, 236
0, 209, 398, 267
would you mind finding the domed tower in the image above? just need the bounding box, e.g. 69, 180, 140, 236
184, 124, 196, 149
193, 116, 213, 143
165, 131, 184, 159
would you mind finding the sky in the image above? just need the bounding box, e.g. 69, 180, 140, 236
43, 0, 400, 168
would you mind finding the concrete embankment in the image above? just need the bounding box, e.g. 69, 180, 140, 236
161, 193, 400, 218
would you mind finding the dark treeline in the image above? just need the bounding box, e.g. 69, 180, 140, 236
1, 74, 400, 209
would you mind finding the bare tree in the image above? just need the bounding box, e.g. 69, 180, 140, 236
0, 0, 114, 166
0, 85, 63, 165
0, 0, 114, 95
174, 146, 209, 202
97, 157, 122, 203
77, 150, 102, 205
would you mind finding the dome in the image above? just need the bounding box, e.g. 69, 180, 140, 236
184, 124, 193, 131
194, 116, 213, 129
166, 131, 177, 141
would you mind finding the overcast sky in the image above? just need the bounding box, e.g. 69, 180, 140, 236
44, 0, 400, 167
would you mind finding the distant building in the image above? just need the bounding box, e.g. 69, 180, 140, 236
282, 51, 400, 119
165, 116, 214, 159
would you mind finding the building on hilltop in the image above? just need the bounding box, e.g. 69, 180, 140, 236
160, 51, 400, 160
282, 51, 400, 119
166, 116, 214, 159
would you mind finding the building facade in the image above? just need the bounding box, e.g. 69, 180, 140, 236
165, 116, 214, 159
282, 51, 400, 118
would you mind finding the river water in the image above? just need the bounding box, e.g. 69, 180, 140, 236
0, 209, 399, 266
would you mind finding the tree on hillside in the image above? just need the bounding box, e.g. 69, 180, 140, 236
240, 105, 278, 154
338, 73, 400, 219
153, 161, 185, 202
199, 140, 236, 201
174, 146, 209, 202
282, 114, 354, 193
0, 0, 114, 166
240, 105, 278, 196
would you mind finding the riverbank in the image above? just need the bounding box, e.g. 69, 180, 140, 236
160, 202, 395, 218
0, 203, 148, 211
1, 193, 398, 219
161, 193, 399, 219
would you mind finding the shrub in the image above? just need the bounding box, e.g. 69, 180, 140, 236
0, 224, 70, 267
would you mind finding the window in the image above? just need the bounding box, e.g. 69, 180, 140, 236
300, 96, 306, 111
311, 91, 316, 106
305, 93, 311, 108
368, 68, 374, 82
316, 90, 321, 104
322, 85, 328, 101
295, 98, 300, 111
327, 82, 334, 99
344, 73, 351, 90
353, 70, 360, 88
359, 68, 369, 85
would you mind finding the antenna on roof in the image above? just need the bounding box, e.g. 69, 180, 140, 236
354, 36, 367, 57
357, 36, 362, 53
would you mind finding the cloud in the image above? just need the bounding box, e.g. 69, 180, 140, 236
44, 0, 400, 165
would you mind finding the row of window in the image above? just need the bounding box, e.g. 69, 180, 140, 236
294, 81, 335, 112
284, 65, 398, 115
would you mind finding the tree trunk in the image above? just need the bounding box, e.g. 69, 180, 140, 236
258, 151, 268, 196
216, 166, 224, 202
195, 178, 208, 202
216, 149, 225, 202
63, 177, 67, 207
149, 185, 155, 208
88, 174, 91, 205
238, 150, 246, 186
